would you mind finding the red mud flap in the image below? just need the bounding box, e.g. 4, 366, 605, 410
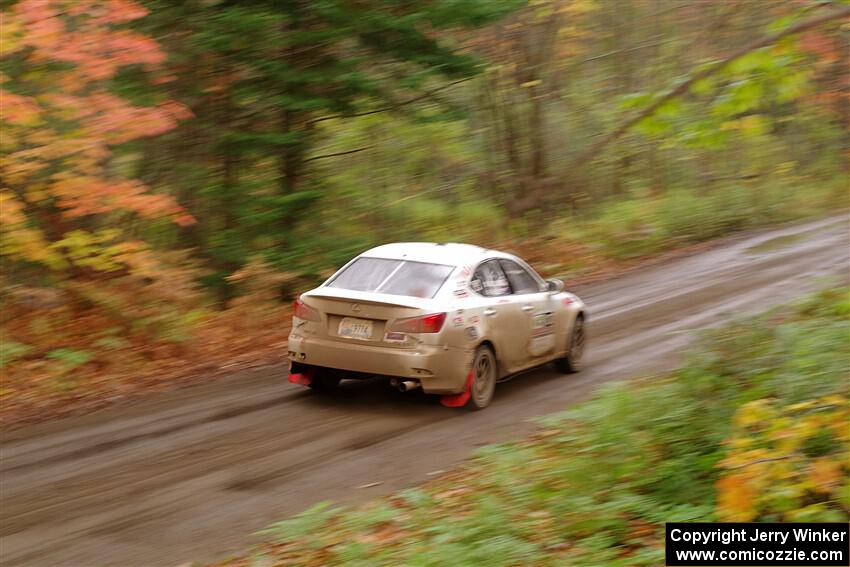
440, 369, 474, 408
288, 370, 313, 386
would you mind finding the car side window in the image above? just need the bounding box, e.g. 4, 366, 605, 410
471, 260, 511, 297
498, 259, 541, 294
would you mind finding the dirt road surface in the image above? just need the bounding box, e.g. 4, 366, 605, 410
2, 217, 847, 567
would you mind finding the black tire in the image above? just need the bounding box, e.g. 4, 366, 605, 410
556, 314, 585, 374
467, 345, 497, 410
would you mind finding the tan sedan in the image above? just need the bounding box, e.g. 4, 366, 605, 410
287, 242, 586, 410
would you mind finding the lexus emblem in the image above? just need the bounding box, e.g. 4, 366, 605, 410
351, 303, 361, 313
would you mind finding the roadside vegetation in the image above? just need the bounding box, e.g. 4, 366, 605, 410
209, 287, 849, 566
2, 1, 848, 426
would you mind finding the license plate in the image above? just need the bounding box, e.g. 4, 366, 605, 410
338, 317, 373, 340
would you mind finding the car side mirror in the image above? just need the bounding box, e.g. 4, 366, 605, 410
547, 278, 564, 293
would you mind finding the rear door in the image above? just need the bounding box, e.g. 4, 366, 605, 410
470, 259, 531, 373
498, 259, 556, 361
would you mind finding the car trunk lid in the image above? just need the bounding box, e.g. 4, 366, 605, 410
303, 289, 430, 347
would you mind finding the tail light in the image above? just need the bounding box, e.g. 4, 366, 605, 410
293, 298, 320, 321
389, 312, 446, 334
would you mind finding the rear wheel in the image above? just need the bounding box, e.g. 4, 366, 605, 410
556, 314, 585, 373
467, 345, 497, 410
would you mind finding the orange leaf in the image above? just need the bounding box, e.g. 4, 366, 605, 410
716, 473, 757, 522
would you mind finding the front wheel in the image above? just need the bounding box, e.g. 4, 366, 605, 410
556, 314, 585, 373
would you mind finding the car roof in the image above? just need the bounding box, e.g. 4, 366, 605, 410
360, 242, 508, 266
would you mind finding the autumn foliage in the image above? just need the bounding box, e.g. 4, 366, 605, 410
717, 395, 849, 522
0, 1, 291, 426
2, 1, 193, 250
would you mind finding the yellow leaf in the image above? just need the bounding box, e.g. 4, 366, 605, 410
809, 458, 842, 493
740, 115, 765, 136
734, 399, 771, 428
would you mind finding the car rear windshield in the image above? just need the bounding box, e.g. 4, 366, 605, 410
326, 257, 454, 299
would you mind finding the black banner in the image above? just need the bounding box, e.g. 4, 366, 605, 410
666, 523, 849, 566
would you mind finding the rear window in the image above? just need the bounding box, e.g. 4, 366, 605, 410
326, 257, 454, 298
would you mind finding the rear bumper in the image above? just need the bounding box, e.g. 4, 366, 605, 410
288, 333, 469, 394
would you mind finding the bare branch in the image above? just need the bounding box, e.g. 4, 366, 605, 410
580, 38, 668, 64
303, 146, 373, 163
308, 78, 473, 125
727, 455, 793, 470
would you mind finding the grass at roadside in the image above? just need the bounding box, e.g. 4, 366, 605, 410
211, 287, 849, 567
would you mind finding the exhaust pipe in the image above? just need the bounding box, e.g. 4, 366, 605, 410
397, 380, 421, 392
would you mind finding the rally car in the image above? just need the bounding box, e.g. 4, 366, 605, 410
287, 242, 586, 410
